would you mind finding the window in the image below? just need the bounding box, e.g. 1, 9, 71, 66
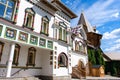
41, 16, 49, 36
54, 28, 57, 39
58, 22, 67, 42
23, 8, 35, 30
27, 47, 36, 66
75, 41, 85, 52
59, 27, 62, 40
75, 41, 79, 51
0, 41, 4, 61
58, 53, 68, 67
0, 0, 15, 20
13, 44, 20, 66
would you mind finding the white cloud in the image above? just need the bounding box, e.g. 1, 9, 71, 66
111, 12, 119, 18
102, 28, 120, 39
105, 43, 120, 52
115, 39, 120, 43
84, 0, 120, 27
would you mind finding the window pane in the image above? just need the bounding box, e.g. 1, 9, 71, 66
5, 7, 13, 20
8, 0, 14, 7
0, 4, 5, 17
0, 0, 7, 4
59, 28, 62, 40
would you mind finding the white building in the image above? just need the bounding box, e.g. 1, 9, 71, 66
0, 0, 88, 80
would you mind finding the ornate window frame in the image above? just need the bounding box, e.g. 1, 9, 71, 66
13, 44, 20, 66
58, 22, 67, 42
26, 47, 36, 66
75, 41, 79, 51
40, 16, 49, 36
75, 41, 85, 52
0, 41, 4, 61
23, 8, 35, 30
0, 0, 20, 23
58, 53, 68, 68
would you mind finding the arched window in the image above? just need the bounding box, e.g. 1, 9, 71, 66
0, 41, 4, 61
13, 44, 20, 66
40, 16, 49, 36
23, 8, 35, 30
58, 53, 68, 67
27, 47, 36, 66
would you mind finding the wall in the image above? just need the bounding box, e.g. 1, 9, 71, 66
0, 39, 53, 77
53, 42, 70, 76
16, 0, 54, 37
71, 52, 87, 67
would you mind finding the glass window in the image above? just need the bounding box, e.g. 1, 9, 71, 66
59, 27, 62, 40
27, 47, 36, 66
58, 53, 68, 67
0, 41, 4, 61
75, 41, 79, 51
63, 29, 67, 41
26, 14, 32, 28
41, 16, 49, 35
0, 0, 15, 20
58, 22, 67, 42
24, 8, 35, 30
13, 44, 20, 66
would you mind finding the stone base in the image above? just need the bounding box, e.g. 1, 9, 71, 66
36, 75, 71, 80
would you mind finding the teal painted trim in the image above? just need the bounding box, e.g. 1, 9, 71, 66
18, 31, 28, 43
47, 40, 53, 49
0, 25, 3, 36
4, 27, 17, 40
39, 38, 46, 47
30, 35, 38, 45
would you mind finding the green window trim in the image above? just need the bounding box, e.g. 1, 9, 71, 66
0, 25, 3, 36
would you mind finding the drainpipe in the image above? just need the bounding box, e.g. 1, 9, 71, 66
6, 43, 15, 77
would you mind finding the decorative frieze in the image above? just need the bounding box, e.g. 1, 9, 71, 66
19, 31, 28, 42
39, 38, 46, 47
30, 35, 38, 45
47, 41, 53, 49
0, 23, 53, 50
5, 27, 17, 40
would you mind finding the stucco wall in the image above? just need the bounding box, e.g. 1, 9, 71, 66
0, 40, 53, 77
16, 0, 54, 38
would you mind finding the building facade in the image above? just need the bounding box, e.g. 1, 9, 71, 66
0, 0, 89, 80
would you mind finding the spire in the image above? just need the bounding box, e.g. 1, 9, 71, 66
77, 11, 94, 32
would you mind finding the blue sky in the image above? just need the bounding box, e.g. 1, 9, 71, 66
61, 0, 120, 53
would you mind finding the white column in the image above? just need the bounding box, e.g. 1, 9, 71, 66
6, 43, 15, 77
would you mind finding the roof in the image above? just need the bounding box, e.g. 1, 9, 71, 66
105, 52, 120, 61
40, 0, 58, 11
51, 0, 77, 19
78, 12, 94, 32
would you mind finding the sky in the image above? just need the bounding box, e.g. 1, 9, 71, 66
61, 0, 120, 53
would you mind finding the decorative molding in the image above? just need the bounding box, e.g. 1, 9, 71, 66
30, 35, 38, 45
18, 31, 28, 42
5, 27, 17, 40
